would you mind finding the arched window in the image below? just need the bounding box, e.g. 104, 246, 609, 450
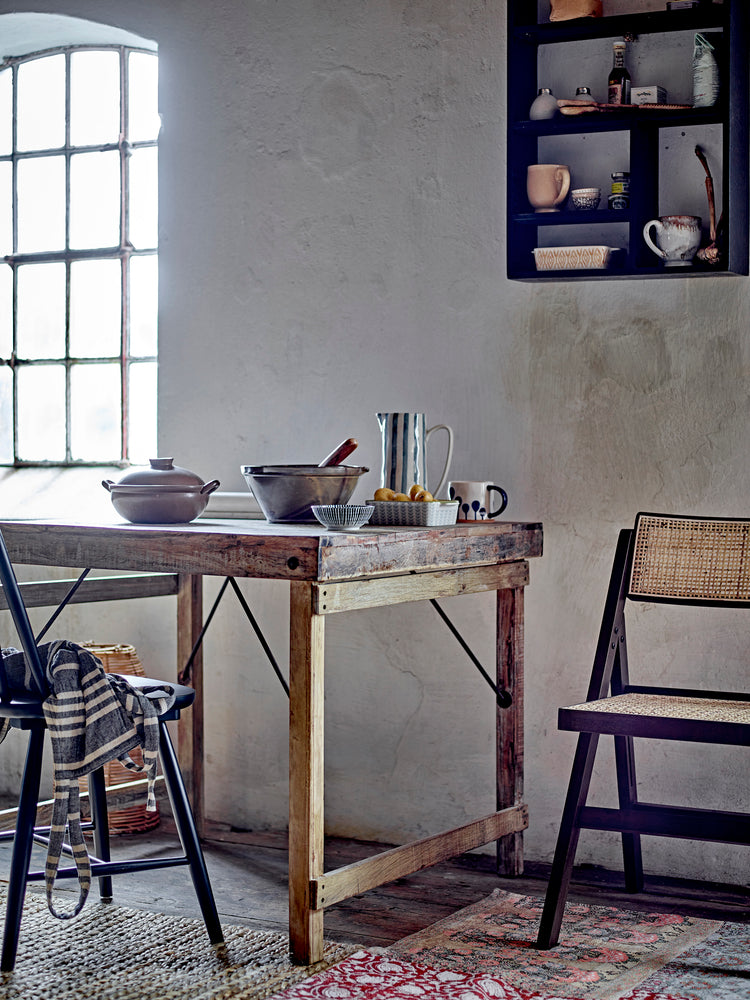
0, 38, 158, 466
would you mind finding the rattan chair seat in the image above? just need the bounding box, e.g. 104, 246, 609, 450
565, 692, 750, 724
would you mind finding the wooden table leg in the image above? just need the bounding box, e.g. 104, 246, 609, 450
496, 582, 525, 876
288, 581, 326, 964
177, 573, 205, 837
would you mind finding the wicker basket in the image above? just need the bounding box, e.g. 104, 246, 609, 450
367, 500, 459, 527
78, 642, 161, 835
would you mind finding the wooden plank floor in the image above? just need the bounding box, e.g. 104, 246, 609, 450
14, 818, 745, 947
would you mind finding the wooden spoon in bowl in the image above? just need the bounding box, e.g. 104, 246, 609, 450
318, 437, 358, 467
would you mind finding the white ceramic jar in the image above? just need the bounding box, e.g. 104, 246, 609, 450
529, 88, 558, 120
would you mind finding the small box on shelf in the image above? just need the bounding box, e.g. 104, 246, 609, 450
631, 86, 667, 105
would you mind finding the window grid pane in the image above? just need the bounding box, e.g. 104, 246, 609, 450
0, 366, 12, 463
16, 54, 65, 152
0, 68, 11, 157
70, 362, 122, 461
1, 45, 158, 467
16, 155, 66, 253
70, 50, 120, 147
70, 149, 121, 249
16, 365, 66, 461
0, 263, 11, 357
16, 262, 66, 359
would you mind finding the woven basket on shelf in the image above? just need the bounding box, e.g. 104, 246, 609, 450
78, 642, 161, 836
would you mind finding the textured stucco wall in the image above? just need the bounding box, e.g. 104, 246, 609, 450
1, 0, 747, 883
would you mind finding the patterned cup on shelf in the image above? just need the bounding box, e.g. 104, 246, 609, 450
570, 187, 601, 210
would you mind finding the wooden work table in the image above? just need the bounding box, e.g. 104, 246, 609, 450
0, 516, 542, 963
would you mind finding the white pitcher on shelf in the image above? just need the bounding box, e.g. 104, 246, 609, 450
377, 412, 454, 498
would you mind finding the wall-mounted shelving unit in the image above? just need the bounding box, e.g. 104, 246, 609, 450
507, 1, 748, 280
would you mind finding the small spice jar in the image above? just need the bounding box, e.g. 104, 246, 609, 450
608, 170, 630, 209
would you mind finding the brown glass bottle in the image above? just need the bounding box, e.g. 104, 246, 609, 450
607, 41, 631, 105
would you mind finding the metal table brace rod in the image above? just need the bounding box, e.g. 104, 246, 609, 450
428, 598, 512, 708
35, 568, 91, 643
178, 577, 288, 695
178, 575, 511, 707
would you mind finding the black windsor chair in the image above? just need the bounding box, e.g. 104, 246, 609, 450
0, 527, 223, 971
537, 512, 750, 949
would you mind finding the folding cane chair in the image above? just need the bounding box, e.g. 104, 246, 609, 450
0, 528, 223, 970
537, 512, 750, 948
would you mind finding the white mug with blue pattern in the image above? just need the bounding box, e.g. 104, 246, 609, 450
449, 480, 508, 521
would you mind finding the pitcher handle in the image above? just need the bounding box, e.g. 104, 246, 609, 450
643, 219, 666, 259
425, 424, 454, 498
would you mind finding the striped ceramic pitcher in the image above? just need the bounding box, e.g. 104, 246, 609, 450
377, 412, 453, 498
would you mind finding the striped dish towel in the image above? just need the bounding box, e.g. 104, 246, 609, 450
0, 641, 175, 919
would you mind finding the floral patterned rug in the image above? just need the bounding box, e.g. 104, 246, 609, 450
384, 890, 745, 1000
636, 920, 750, 1000
267, 950, 688, 1000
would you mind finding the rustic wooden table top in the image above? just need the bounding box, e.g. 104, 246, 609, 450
0, 517, 543, 583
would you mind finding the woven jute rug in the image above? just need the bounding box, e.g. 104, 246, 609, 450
385, 889, 742, 1000
0, 887, 355, 1000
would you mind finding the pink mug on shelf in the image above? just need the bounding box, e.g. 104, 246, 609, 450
527, 164, 570, 213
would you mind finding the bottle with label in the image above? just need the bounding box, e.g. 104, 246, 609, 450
608, 41, 631, 105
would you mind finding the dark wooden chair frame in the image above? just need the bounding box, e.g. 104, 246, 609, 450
0, 528, 223, 971
537, 512, 750, 949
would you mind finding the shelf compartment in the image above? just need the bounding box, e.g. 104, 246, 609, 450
511, 8, 726, 45
511, 108, 724, 136
509, 265, 741, 282
513, 210, 629, 225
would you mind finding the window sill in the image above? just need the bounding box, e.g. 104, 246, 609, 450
0, 466, 121, 521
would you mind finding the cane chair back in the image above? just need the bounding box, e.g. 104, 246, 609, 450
629, 513, 750, 604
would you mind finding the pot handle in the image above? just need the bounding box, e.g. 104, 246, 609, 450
102, 480, 115, 492
200, 479, 221, 495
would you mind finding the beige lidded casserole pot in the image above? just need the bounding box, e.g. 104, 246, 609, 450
103, 458, 220, 524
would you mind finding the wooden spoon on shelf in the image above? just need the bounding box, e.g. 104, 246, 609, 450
695, 144, 721, 265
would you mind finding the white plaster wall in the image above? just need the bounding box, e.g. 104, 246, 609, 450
1, 0, 748, 884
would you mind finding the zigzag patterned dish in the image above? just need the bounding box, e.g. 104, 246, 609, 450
311, 504, 374, 530
533, 245, 619, 270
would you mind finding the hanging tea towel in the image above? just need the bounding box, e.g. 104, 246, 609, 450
0, 640, 174, 919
